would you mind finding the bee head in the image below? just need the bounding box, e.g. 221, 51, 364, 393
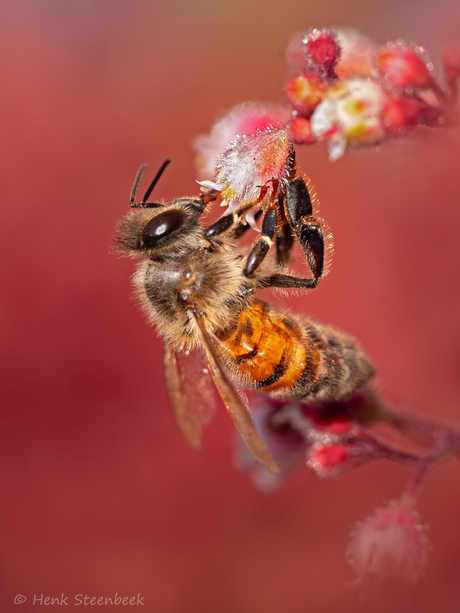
115, 161, 207, 257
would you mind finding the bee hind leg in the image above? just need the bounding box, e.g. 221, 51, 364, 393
298, 220, 324, 283
284, 176, 325, 285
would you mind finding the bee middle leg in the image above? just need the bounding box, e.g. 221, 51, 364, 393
260, 273, 317, 290
275, 221, 294, 268
246, 194, 295, 271
244, 206, 278, 277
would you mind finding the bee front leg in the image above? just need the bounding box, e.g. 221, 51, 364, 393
199, 188, 220, 206
204, 212, 239, 238
203, 196, 262, 239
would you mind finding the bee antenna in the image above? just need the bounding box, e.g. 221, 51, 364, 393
141, 158, 172, 204
129, 164, 148, 206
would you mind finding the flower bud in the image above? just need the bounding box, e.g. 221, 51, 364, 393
192, 103, 290, 180
288, 116, 317, 144
442, 45, 460, 84
376, 43, 433, 90
347, 501, 428, 583
381, 94, 423, 137
307, 441, 349, 478
285, 73, 327, 116
304, 29, 341, 78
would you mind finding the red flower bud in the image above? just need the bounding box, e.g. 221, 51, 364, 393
381, 95, 423, 136
307, 442, 348, 478
285, 73, 327, 116
376, 44, 433, 90
303, 29, 341, 78
288, 116, 317, 144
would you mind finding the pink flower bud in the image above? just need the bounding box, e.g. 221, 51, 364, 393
285, 73, 327, 116
381, 95, 423, 136
192, 103, 290, 181
442, 45, 460, 84
347, 501, 428, 583
376, 43, 433, 90
303, 29, 341, 78
288, 116, 317, 144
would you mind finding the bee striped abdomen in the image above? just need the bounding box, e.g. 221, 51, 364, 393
217, 300, 316, 394
218, 299, 374, 401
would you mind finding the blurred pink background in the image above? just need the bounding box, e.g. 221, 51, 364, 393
1, 1, 460, 611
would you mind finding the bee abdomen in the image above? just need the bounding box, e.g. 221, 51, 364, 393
218, 300, 374, 402
296, 323, 375, 401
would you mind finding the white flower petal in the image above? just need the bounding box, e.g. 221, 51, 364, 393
245, 210, 261, 232
327, 136, 347, 161
311, 99, 337, 139
196, 180, 219, 190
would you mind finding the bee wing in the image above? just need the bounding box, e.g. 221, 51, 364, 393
162, 342, 216, 450
176, 346, 217, 427
190, 309, 280, 474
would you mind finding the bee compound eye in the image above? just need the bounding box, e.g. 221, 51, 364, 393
141, 210, 185, 247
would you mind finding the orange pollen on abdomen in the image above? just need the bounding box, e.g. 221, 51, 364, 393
216, 301, 308, 392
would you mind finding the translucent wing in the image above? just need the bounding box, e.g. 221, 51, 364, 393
163, 342, 217, 449
190, 308, 280, 474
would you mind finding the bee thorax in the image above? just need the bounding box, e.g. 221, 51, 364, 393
132, 246, 250, 349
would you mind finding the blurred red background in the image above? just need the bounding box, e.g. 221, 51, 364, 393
1, 1, 460, 611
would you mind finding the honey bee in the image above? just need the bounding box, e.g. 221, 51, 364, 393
115, 161, 374, 473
